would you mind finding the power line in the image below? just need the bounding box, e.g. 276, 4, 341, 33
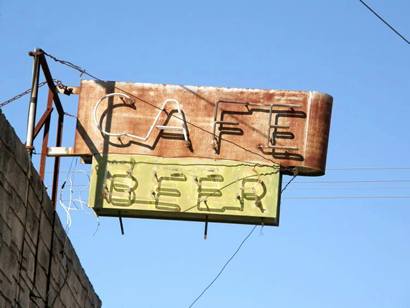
48, 53, 410, 175
42, 51, 292, 165
328, 167, 410, 171
0, 81, 48, 109
22, 50, 410, 172
43, 51, 97, 79
285, 195, 410, 200
187, 175, 296, 308
288, 188, 410, 193
40, 166, 410, 175
282, 174, 297, 192
188, 225, 257, 308
358, 0, 410, 45
75, 177, 410, 187
295, 179, 410, 184
0, 78, 70, 109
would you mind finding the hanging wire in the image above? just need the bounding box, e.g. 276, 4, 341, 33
187, 175, 297, 308
188, 225, 257, 308
58, 158, 99, 229
358, 0, 410, 45
294, 179, 410, 184
0, 78, 70, 110
58, 158, 77, 230
328, 167, 410, 171
285, 195, 410, 200
0, 81, 48, 109
43, 51, 90, 78
39, 166, 410, 175
56, 158, 101, 238
281, 174, 297, 193
42, 51, 288, 165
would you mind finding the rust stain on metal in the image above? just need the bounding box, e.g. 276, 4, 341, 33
74, 80, 332, 175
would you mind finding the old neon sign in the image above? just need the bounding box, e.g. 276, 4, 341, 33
75, 80, 332, 176
89, 155, 281, 225
73, 80, 332, 226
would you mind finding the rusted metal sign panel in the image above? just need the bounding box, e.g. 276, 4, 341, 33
89, 154, 281, 225
75, 80, 332, 175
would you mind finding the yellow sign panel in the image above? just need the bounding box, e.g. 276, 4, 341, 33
89, 155, 282, 225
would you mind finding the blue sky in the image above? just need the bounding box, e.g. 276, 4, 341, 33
1, 0, 409, 307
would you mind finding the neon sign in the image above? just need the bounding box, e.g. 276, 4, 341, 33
75, 80, 332, 175
89, 154, 282, 225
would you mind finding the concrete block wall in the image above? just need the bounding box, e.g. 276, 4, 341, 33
0, 111, 101, 308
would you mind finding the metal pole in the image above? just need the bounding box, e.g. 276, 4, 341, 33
39, 90, 53, 180
204, 216, 208, 240
26, 48, 42, 155
45, 112, 64, 307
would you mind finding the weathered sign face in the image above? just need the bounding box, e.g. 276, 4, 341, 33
89, 154, 281, 225
75, 80, 332, 175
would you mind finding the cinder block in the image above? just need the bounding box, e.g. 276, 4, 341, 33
62, 239, 75, 266
0, 173, 12, 200
59, 283, 73, 308
21, 240, 36, 283
71, 254, 82, 282
4, 156, 28, 200
67, 270, 81, 299
7, 196, 26, 229
24, 232, 37, 255
50, 252, 66, 287
39, 212, 52, 250
51, 238, 66, 265
13, 138, 30, 175
0, 183, 11, 221
24, 203, 40, 245
0, 115, 29, 173
0, 265, 13, 300
0, 242, 19, 281
37, 238, 50, 272
0, 114, 19, 153
52, 296, 67, 308
0, 216, 12, 247
40, 191, 54, 222
0, 262, 12, 283
67, 278, 83, 307
29, 171, 44, 204
53, 216, 67, 244
16, 278, 30, 308
0, 142, 13, 177
27, 187, 41, 219
0, 294, 12, 308
8, 210, 24, 249
86, 297, 99, 308
20, 270, 34, 295
33, 266, 48, 300
47, 278, 59, 304
0, 279, 16, 301
77, 279, 88, 307
29, 298, 41, 308
78, 270, 92, 296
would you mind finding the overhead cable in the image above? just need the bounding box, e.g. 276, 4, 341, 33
295, 179, 410, 184
44, 51, 281, 165
188, 225, 257, 308
359, 0, 410, 44
187, 175, 297, 307
0, 78, 71, 109
0, 81, 48, 109
285, 195, 410, 200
